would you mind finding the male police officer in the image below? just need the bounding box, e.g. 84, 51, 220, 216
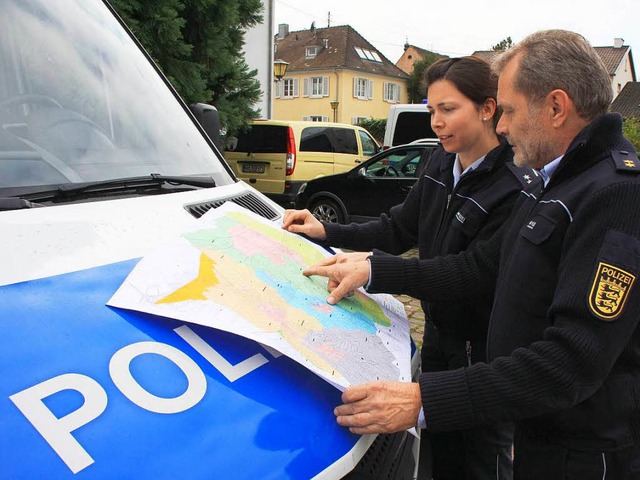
305, 30, 640, 478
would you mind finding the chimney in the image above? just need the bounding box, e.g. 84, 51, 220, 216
614, 37, 624, 48
278, 23, 289, 39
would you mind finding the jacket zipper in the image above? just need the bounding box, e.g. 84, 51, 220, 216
466, 340, 472, 366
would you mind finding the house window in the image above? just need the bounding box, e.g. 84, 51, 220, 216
354, 47, 382, 63
305, 46, 320, 59
304, 46, 320, 59
351, 116, 368, 125
303, 76, 329, 98
384, 82, 401, 103
303, 115, 329, 122
281, 78, 299, 98
353, 77, 373, 100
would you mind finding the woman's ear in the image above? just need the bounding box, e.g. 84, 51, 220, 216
482, 97, 497, 121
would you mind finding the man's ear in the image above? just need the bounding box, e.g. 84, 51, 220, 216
546, 89, 571, 127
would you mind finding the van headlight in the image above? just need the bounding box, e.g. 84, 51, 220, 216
298, 182, 307, 195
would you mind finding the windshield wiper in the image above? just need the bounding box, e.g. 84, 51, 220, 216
57, 173, 216, 195
0, 197, 44, 211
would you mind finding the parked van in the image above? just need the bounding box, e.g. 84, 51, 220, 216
383, 103, 437, 149
224, 120, 379, 206
0, 1, 417, 478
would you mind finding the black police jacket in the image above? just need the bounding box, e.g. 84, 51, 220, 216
324, 139, 535, 346
370, 114, 640, 451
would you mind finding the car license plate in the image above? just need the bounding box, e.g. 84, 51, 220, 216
242, 163, 265, 174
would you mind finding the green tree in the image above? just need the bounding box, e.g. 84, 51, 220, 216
491, 37, 514, 51
407, 52, 444, 104
110, 0, 263, 136
358, 118, 386, 143
623, 117, 640, 152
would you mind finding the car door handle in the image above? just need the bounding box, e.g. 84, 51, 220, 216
354, 160, 361, 163
401, 186, 412, 192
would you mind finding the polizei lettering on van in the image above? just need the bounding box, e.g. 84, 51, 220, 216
10, 325, 271, 474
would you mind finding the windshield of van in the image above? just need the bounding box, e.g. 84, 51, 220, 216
0, 0, 233, 194
392, 111, 437, 145
229, 125, 288, 153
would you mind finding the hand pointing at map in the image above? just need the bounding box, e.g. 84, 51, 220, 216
303, 253, 371, 304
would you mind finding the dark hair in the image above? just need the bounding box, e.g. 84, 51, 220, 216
424, 56, 500, 127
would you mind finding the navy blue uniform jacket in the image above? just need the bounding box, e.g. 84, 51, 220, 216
324, 140, 534, 350
369, 113, 640, 451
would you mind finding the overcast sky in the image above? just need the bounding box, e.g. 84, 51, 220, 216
274, 0, 639, 66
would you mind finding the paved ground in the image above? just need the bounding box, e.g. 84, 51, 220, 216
394, 248, 424, 350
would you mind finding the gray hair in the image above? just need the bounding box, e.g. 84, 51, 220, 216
492, 30, 612, 120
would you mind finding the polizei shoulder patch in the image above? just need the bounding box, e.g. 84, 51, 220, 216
588, 261, 636, 320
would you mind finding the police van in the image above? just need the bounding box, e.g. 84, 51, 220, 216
0, 1, 417, 478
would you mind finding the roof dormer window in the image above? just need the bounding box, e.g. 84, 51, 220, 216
354, 47, 382, 63
305, 46, 320, 59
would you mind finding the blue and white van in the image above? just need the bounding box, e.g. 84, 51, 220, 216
0, 1, 417, 478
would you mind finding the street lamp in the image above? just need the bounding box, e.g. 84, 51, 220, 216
330, 99, 339, 123
273, 59, 289, 82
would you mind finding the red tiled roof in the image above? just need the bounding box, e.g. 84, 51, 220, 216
472, 47, 636, 81
275, 25, 409, 79
610, 82, 640, 118
593, 46, 632, 76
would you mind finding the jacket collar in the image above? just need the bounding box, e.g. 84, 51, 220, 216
439, 136, 511, 175
552, 113, 628, 185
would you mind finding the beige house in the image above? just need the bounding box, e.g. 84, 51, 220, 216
472, 38, 636, 101
272, 24, 409, 124
395, 43, 447, 75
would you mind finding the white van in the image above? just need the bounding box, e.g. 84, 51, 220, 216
0, 1, 417, 478
383, 103, 437, 149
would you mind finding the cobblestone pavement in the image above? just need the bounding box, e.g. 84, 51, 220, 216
395, 248, 424, 350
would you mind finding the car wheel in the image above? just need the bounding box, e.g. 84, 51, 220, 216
310, 198, 345, 224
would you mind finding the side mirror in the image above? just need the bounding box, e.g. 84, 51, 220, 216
190, 103, 223, 153
357, 167, 366, 177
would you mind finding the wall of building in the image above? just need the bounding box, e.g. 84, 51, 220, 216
612, 52, 636, 98
395, 46, 422, 75
274, 69, 408, 124
241, 0, 274, 118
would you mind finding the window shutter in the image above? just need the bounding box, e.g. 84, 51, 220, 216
322, 76, 329, 97
383, 82, 389, 101
366, 79, 373, 100
353, 77, 358, 98
302, 116, 310, 121
274, 81, 281, 99
293, 78, 299, 97
303, 78, 310, 97
322, 116, 329, 122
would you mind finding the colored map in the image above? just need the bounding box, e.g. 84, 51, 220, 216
108, 203, 411, 391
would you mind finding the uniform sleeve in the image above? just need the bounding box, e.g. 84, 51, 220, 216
365, 189, 515, 303
420, 182, 640, 432
322, 173, 425, 254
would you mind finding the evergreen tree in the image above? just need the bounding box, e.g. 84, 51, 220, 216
623, 117, 640, 151
110, 0, 263, 135
491, 37, 514, 51
407, 52, 444, 104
